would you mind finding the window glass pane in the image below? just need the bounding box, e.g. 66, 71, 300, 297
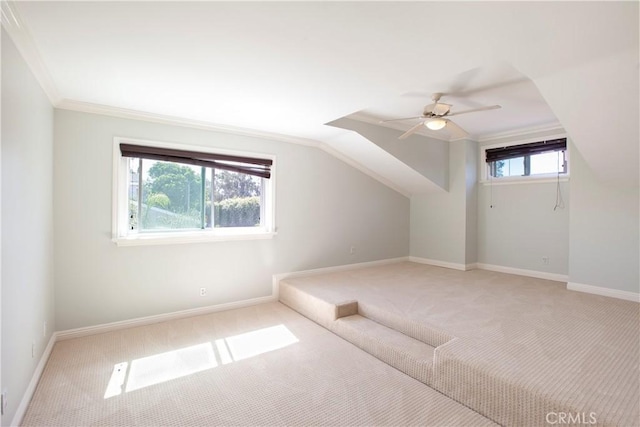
213, 170, 262, 228
530, 151, 564, 175
127, 158, 140, 231
140, 160, 202, 230
505, 157, 525, 176
205, 168, 213, 229
491, 157, 525, 177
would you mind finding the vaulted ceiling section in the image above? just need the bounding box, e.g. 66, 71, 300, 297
3, 1, 638, 192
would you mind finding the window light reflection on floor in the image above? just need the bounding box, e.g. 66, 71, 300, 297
214, 338, 233, 365
104, 362, 128, 399
104, 324, 298, 399
224, 324, 299, 361
126, 342, 217, 393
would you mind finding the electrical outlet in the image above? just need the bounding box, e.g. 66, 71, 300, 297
542, 256, 549, 265
1, 389, 7, 416
199, 287, 207, 297
349, 246, 356, 255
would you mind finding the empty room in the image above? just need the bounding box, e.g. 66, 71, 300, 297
1, 2, 638, 426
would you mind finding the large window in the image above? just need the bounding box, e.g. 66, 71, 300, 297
113, 138, 275, 245
484, 137, 568, 180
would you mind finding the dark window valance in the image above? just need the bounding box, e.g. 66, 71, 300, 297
485, 138, 567, 163
120, 144, 272, 179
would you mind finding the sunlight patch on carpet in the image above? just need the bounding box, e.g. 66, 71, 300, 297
126, 343, 217, 393
224, 324, 300, 361
104, 324, 298, 398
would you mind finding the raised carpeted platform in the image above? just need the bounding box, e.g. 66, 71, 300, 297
279, 261, 640, 427
22, 302, 496, 426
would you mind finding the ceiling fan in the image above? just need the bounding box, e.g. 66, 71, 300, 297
381, 93, 501, 140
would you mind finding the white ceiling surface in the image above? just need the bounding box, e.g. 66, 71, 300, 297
351, 64, 561, 140
8, 1, 639, 190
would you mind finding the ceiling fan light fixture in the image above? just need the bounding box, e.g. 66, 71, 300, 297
426, 119, 447, 130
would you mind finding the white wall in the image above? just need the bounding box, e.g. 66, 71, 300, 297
1, 30, 55, 426
411, 133, 570, 276
464, 141, 478, 264
477, 181, 570, 274
53, 110, 410, 331
410, 140, 472, 266
476, 132, 570, 275
568, 146, 639, 293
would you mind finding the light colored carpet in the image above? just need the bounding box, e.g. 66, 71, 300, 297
279, 261, 640, 427
22, 301, 496, 426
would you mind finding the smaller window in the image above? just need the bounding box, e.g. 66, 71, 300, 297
113, 138, 275, 245
485, 138, 567, 179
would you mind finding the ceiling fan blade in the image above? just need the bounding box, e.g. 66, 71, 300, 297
446, 105, 501, 117
379, 116, 423, 123
447, 67, 482, 96
399, 121, 426, 140
445, 119, 469, 139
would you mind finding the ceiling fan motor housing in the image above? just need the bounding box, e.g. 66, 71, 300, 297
424, 102, 451, 117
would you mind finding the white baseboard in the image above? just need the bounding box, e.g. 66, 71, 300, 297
567, 282, 639, 302
22, 258, 407, 421
10, 260, 636, 427
272, 257, 409, 297
476, 263, 568, 283
56, 294, 277, 341
11, 333, 57, 427
465, 262, 479, 270
409, 256, 475, 271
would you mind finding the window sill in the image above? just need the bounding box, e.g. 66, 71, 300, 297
480, 175, 570, 186
113, 229, 277, 247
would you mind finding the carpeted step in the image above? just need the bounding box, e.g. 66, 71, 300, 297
279, 266, 640, 427
357, 302, 455, 348
280, 279, 441, 384
334, 314, 436, 384
279, 280, 357, 327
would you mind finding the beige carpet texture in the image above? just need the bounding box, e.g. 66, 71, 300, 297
21, 301, 496, 426
279, 262, 640, 427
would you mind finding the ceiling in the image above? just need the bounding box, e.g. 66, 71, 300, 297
3, 1, 638, 191
350, 63, 561, 141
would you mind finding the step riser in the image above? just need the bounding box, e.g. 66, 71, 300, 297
334, 319, 434, 384
281, 282, 440, 385
335, 300, 358, 319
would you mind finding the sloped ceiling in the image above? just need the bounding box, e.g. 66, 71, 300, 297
3, 1, 638, 192
327, 117, 450, 192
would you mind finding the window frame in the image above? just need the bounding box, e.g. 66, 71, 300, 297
112, 137, 276, 246
479, 134, 570, 185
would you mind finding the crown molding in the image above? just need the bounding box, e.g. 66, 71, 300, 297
1, 0, 61, 104
477, 122, 565, 143
0, 0, 320, 150
0, 0, 451, 199
57, 99, 321, 148
57, 99, 412, 197
57, 98, 565, 155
